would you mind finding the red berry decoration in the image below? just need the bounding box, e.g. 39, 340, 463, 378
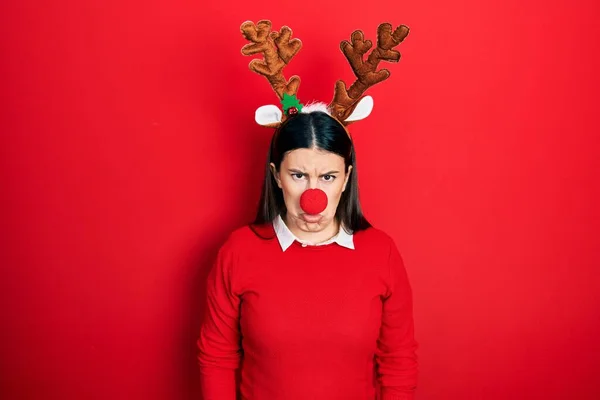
300, 189, 328, 215
287, 107, 298, 115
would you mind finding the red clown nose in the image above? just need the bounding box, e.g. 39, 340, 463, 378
300, 189, 328, 215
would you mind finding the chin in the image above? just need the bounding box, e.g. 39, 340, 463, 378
295, 214, 330, 231
299, 220, 322, 231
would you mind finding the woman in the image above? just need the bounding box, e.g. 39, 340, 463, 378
197, 109, 418, 399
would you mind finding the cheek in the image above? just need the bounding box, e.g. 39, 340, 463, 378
280, 179, 304, 205
324, 182, 346, 209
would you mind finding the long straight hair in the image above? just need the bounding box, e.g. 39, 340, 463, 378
251, 111, 371, 235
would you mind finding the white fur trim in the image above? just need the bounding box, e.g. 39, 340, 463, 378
344, 96, 374, 122
255, 105, 282, 126
301, 101, 331, 115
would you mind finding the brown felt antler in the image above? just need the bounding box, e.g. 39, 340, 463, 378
329, 23, 409, 122
240, 20, 302, 102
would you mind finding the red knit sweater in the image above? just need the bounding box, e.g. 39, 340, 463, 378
197, 223, 418, 400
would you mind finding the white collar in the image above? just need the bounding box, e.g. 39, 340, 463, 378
272, 214, 355, 252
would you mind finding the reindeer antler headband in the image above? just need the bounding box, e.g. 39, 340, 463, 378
240, 20, 409, 128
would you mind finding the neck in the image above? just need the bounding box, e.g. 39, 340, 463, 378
284, 214, 340, 244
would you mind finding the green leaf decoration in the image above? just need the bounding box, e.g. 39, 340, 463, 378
281, 93, 303, 114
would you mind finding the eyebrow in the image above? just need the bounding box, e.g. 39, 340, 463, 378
287, 169, 340, 175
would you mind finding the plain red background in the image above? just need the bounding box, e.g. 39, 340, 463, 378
1, 0, 599, 399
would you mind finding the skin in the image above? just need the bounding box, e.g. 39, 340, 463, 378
270, 147, 352, 244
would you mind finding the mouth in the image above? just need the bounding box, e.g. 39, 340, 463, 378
300, 213, 323, 223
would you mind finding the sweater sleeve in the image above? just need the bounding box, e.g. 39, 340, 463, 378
197, 239, 242, 400
375, 238, 419, 400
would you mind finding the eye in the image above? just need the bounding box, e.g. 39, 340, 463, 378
292, 173, 305, 180
322, 175, 336, 182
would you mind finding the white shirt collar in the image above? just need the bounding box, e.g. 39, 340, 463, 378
272, 214, 355, 252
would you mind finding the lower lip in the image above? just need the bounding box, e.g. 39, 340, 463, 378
301, 214, 323, 223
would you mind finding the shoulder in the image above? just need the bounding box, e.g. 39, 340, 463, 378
219, 223, 276, 253
360, 227, 409, 290
354, 225, 398, 252
213, 224, 277, 287
355, 226, 406, 268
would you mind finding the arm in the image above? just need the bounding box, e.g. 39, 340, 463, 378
376, 238, 419, 400
197, 240, 242, 400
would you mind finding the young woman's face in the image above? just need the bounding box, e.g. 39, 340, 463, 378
270, 147, 352, 234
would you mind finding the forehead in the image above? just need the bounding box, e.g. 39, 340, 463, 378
282, 148, 345, 170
